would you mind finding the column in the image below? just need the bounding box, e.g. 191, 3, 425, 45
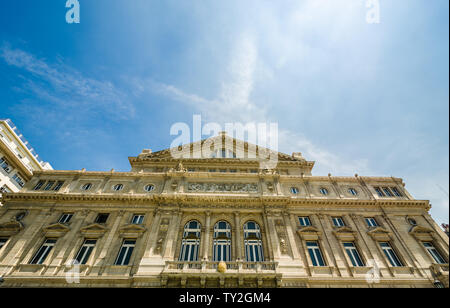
234, 212, 242, 261
163, 210, 182, 259
202, 211, 211, 260
283, 212, 300, 260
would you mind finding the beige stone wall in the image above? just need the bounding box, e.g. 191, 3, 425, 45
0, 147, 447, 287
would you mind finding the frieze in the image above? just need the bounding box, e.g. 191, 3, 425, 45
187, 182, 258, 193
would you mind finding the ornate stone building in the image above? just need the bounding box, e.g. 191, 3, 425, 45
0, 133, 448, 288
0, 119, 52, 200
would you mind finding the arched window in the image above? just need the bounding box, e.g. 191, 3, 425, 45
244, 221, 264, 262
179, 220, 201, 262
213, 221, 232, 262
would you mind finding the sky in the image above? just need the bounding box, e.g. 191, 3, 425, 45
0, 0, 448, 225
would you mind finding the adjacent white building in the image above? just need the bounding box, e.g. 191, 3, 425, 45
0, 119, 52, 198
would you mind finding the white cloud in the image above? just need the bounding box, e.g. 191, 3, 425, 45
0, 43, 134, 120
148, 32, 371, 176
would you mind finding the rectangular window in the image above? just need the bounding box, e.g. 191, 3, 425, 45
43, 181, 55, 191
12, 174, 25, 187
298, 216, 311, 227
229, 169, 237, 173
423, 242, 446, 264
75, 239, 97, 264
58, 213, 73, 224
30, 239, 57, 265
306, 241, 326, 266
382, 187, 393, 197
0, 185, 11, 194
374, 187, 384, 197
53, 181, 64, 191
95, 213, 109, 224
115, 239, 136, 265
33, 180, 45, 191
391, 187, 403, 197
365, 217, 378, 227
250, 169, 258, 173
0, 157, 11, 173
209, 169, 217, 172
332, 217, 345, 227
0, 238, 8, 250
380, 242, 403, 267
343, 242, 365, 267
131, 214, 144, 224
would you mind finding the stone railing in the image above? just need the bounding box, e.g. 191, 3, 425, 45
163, 260, 278, 273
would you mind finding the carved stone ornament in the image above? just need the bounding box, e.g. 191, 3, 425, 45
42, 223, 70, 238
79, 223, 108, 238
218, 261, 227, 273
118, 224, 147, 238
367, 226, 392, 242
408, 225, 435, 241
332, 226, 357, 241
0, 221, 24, 236
297, 226, 321, 241
187, 182, 258, 193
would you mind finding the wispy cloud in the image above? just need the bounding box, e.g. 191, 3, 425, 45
0, 43, 134, 120
146, 33, 371, 175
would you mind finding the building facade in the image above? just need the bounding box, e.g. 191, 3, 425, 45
0, 133, 448, 288
0, 119, 52, 198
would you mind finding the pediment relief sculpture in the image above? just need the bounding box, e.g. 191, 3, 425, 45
42, 223, 70, 238
0, 220, 24, 236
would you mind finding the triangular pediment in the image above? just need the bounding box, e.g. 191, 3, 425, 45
367, 226, 392, 241
333, 226, 356, 240
297, 226, 321, 240
79, 223, 108, 238
43, 223, 70, 233
131, 133, 314, 166
118, 224, 147, 238
42, 223, 70, 238
0, 220, 24, 236
409, 226, 435, 241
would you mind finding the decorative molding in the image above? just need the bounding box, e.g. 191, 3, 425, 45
187, 182, 258, 193
0, 220, 24, 236
118, 224, 147, 238
332, 226, 357, 241
296, 226, 321, 241
79, 223, 108, 238
42, 223, 70, 238
367, 226, 392, 241
408, 225, 435, 241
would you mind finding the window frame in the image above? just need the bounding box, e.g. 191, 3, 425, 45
423, 242, 446, 264
29, 238, 57, 265
58, 213, 73, 224
306, 241, 326, 266
380, 242, 404, 267
114, 239, 136, 266
74, 239, 97, 265
343, 242, 365, 267
298, 216, 311, 227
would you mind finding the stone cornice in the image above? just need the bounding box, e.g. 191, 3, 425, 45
1, 192, 430, 210
30, 169, 403, 184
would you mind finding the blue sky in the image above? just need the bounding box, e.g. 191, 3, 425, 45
0, 0, 448, 224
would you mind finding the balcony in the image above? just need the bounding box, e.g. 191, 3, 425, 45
161, 260, 281, 288
163, 260, 278, 273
